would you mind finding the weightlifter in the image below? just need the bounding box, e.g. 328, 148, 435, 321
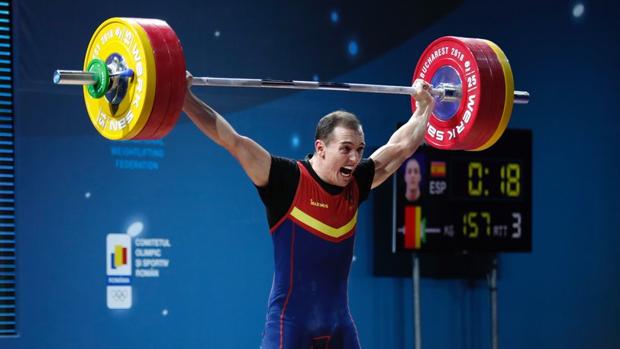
183, 72, 434, 349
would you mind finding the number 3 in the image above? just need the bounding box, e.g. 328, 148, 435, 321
512, 212, 522, 238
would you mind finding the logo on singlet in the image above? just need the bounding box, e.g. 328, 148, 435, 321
310, 199, 329, 209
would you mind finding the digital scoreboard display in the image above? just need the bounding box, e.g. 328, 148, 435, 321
375, 129, 532, 255
373, 129, 531, 277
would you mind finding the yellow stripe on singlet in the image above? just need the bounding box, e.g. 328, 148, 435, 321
290, 207, 358, 238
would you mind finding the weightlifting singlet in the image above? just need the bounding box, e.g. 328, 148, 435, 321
260, 161, 361, 349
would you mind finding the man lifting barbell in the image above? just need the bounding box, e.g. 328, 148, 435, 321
53, 17, 530, 349
183, 72, 435, 349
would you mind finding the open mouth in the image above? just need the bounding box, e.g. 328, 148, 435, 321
340, 167, 353, 177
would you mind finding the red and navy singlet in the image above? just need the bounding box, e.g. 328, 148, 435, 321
259, 158, 373, 349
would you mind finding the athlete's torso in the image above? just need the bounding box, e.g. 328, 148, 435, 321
261, 161, 361, 348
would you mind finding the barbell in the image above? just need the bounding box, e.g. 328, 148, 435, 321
53, 17, 530, 150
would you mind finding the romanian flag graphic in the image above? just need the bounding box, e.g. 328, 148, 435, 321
404, 206, 424, 249
430, 161, 447, 177
111, 245, 128, 269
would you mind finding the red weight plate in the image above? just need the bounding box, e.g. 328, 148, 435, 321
412, 37, 484, 150
149, 20, 186, 139
460, 38, 506, 150
475, 40, 507, 150
131, 18, 173, 140
458, 38, 504, 150
456, 38, 492, 150
452, 38, 497, 150
472, 40, 509, 150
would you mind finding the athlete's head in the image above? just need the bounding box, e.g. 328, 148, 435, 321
404, 158, 421, 201
312, 110, 365, 187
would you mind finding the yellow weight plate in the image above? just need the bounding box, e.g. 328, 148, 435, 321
83, 18, 157, 140
475, 40, 514, 150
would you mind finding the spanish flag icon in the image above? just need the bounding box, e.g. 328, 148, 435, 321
430, 161, 446, 177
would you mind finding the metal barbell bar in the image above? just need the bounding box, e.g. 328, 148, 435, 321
53, 69, 530, 104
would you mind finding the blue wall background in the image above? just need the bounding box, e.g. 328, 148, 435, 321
6, 0, 620, 348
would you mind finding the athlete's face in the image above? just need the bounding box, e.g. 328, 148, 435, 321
315, 126, 365, 187
404, 158, 421, 188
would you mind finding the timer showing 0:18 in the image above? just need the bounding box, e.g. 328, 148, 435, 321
467, 162, 521, 197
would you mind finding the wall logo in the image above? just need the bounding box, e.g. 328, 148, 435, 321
110, 244, 128, 269
107, 234, 132, 275
106, 285, 132, 309
106, 234, 132, 309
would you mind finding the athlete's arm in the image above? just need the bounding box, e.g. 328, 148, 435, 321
182, 72, 270, 187
369, 79, 434, 189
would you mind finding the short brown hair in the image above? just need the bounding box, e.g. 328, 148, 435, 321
315, 110, 362, 143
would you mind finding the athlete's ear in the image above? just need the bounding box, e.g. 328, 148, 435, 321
315, 139, 326, 158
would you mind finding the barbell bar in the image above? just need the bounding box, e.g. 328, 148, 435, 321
54, 69, 530, 104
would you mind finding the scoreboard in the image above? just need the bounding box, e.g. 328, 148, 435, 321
373, 129, 532, 276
